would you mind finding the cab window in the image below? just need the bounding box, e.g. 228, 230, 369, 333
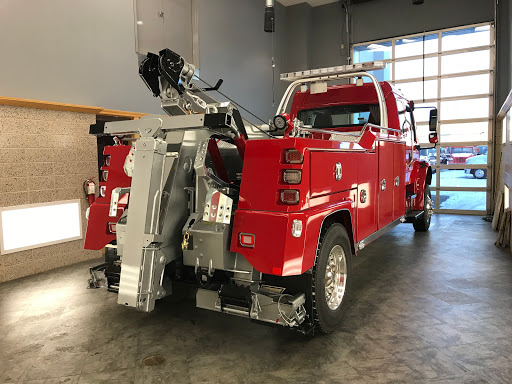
297, 104, 380, 129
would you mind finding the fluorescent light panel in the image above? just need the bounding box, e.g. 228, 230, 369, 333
0, 200, 82, 254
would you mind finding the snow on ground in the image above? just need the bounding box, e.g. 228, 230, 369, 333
431, 170, 486, 211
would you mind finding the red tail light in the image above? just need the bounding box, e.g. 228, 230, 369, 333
239, 233, 255, 247
284, 149, 303, 164
283, 169, 302, 184
280, 189, 299, 204
107, 222, 117, 234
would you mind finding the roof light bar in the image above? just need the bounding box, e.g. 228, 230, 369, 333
280, 61, 386, 82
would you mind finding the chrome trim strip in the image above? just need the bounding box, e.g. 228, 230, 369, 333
356, 217, 404, 251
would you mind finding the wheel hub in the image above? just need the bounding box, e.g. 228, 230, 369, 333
425, 194, 434, 220
324, 245, 347, 311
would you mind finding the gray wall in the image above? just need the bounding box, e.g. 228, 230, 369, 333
307, 0, 495, 71
350, 0, 494, 44
496, 0, 512, 109
310, 3, 347, 68
0, 0, 500, 119
283, 3, 313, 71
197, 0, 288, 123
0, 0, 161, 114
0, 0, 287, 121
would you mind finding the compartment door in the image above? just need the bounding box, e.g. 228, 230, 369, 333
378, 140, 394, 228
393, 143, 406, 220
310, 152, 358, 197
356, 152, 378, 242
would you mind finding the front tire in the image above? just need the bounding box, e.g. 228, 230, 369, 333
413, 185, 433, 232
312, 223, 352, 334
472, 169, 487, 179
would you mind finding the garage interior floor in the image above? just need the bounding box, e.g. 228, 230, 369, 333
1, 214, 512, 384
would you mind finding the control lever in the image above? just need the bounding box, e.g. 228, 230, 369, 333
200, 79, 223, 92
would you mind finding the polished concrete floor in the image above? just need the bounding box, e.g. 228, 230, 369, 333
1, 215, 512, 383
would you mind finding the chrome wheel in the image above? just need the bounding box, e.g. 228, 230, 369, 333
474, 169, 485, 179
425, 193, 434, 222
324, 245, 347, 311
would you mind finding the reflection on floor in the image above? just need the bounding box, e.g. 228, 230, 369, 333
1, 214, 512, 383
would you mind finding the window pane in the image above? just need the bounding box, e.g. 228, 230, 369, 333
395, 57, 438, 80
441, 74, 490, 98
439, 169, 487, 188
353, 41, 392, 63
419, 148, 436, 169
416, 124, 430, 143
441, 50, 490, 75
442, 26, 491, 51
441, 122, 489, 142
395, 80, 437, 100
395, 34, 438, 58
413, 102, 437, 123
440, 145, 487, 164
438, 191, 486, 210
441, 98, 489, 120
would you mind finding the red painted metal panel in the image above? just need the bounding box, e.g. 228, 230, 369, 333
230, 195, 354, 276
410, 160, 429, 210
355, 152, 378, 242
377, 140, 395, 228
309, 152, 358, 197
393, 143, 406, 220
84, 145, 131, 250
237, 138, 310, 212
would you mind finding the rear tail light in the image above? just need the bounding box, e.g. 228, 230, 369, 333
239, 233, 255, 247
99, 186, 106, 197
285, 149, 303, 164
102, 170, 109, 182
107, 222, 117, 234
280, 189, 299, 204
283, 169, 302, 184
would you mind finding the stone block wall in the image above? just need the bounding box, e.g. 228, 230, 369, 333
0, 105, 101, 282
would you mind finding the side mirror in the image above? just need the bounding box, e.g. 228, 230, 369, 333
429, 132, 438, 144
429, 108, 438, 132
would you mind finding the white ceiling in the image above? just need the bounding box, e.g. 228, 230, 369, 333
277, 0, 339, 7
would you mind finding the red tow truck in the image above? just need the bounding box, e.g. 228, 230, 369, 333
446, 146, 475, 164
84, 49, 438, 334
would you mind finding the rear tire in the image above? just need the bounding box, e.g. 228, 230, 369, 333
413, 185, 433, 232
312, 223, 352, 334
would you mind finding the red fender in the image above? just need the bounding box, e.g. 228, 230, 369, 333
410, 160, 430, 211
230, 197, 354, 276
